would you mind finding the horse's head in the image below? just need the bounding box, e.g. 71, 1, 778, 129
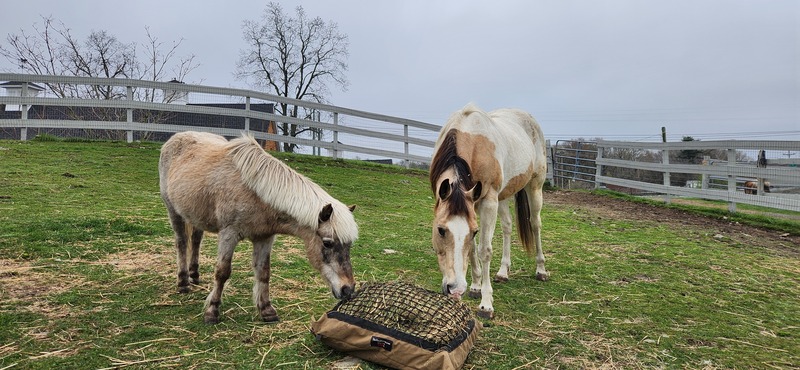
308, 203, 358, 300
432, 170, 482, 300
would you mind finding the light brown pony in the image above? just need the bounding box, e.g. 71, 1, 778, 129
744, 180, 771, 195
159, 131, 358, 324
430, 104, 548, 319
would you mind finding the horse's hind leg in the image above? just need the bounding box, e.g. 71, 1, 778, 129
188, 227, 204, 285
204, 228, 239, 324
529, 184, 548, 281
494, 198, 513, 283
252, 235, 279, 322
166, 207, 192, 293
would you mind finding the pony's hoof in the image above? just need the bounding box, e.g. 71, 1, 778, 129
261, 314, 280, 323
177, 285, 191, 294
535, 272, 550, 282
204, 314, 220, 325
467, 289, 482, 299
260, 306, 280, 323
476, 309, 495, 320
493, 275, 509, 283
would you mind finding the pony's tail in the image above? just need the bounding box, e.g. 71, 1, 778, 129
515, 189, 534, 255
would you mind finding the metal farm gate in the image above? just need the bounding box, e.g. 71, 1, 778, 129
551, 140, 598, 189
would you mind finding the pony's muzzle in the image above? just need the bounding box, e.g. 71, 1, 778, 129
335, 284, 355, 300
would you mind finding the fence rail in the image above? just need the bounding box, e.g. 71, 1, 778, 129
0, 73, 440, 165
595, 140, 800, 212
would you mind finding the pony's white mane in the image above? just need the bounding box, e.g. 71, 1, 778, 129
226, 134, 358, 243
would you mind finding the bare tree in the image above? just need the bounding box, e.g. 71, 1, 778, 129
236, 2, 349, 152
1, 16, 197, 99
1, 16, 198, 139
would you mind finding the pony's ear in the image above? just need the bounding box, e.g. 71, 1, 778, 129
319, 204, 334, 223
348, 205, 356, 213
469, 181, 483, 201
438, 178, 451, 200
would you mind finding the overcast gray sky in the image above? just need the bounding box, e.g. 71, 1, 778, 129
2, 0, 798, 144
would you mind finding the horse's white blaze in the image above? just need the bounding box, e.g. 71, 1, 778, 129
446, 217, 471, 296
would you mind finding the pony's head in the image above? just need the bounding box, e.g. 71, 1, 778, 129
431, 167, 482, 300
307, 202, 358, 300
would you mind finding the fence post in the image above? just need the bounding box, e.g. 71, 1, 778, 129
126, 86, 133, 143
662, 147, 671, 204
404, 124, 410, 169
701, 155, 710, 189
727, 149, 737, 212
244, 96, 250, 133
20, 83, 28, 141
332, 112, 339, 159
594, 144, 604, 189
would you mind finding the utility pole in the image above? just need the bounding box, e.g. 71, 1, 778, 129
661, 127, 666, 143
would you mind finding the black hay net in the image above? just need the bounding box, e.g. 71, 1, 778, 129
330, 281, 475, 350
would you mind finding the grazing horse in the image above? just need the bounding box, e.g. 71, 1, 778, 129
159, 131, 358, 324
430, 104, 548, 319
744, 180, 771, 195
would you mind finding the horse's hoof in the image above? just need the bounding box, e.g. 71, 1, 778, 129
467, 290, 482, 299
177, 285, 191, 294
476, 309, 495, 320
493, 275, 509, 283
535, 272, 550, 282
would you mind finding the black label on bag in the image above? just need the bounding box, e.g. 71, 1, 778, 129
370, 336, 393, 351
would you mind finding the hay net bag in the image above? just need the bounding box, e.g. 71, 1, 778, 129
311, 281, 480, 370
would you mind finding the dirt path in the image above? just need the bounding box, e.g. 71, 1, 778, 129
545, 190, 800, 258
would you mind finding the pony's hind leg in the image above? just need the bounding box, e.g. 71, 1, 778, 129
252, 235, 278, 322
204, 228, 239, 324
188, 227, 204, 285
167, 208, 192, 293
494, 198, 513, 283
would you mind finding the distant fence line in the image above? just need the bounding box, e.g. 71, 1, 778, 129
553, 139, 800, 213
0, 73, 440, 166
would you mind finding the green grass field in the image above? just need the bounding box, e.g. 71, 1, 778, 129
0, 138, 797, 369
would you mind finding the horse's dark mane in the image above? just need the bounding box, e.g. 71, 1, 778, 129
429, 129, 474, 216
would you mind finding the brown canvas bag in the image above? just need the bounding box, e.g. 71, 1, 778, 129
311, 282, 480, 370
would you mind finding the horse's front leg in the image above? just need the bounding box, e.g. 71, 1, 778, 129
252, 235, 279, 322
204, 228, 239, 324
468, 243, 482, 299
495, 199, 513, 283
476, 198, 499, 319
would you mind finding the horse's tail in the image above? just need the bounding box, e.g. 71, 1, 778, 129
515, 188, 535, 255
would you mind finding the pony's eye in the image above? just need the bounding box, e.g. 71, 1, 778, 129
437, 227, 446, 237
322, 239, 335, 248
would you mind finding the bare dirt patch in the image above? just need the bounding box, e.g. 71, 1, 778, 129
546, 190, 800, 258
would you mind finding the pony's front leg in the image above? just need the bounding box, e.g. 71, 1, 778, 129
204, 229, 239, 324
494, 199, 513, 283
252, 235, 279, 322
476, 198, 499, 319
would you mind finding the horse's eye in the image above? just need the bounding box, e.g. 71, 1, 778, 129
322, 239, 335, 248
437, 227, 446, 237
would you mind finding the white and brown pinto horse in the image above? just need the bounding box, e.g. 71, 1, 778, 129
430, 104, 548, 319
159, 131, 358, 324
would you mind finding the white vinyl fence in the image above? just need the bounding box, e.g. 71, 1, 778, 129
0, 73, 440, 166
595, 140, 800, 212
